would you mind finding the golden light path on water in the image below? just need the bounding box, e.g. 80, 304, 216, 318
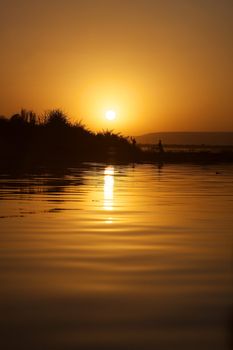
104, 166, 114, 223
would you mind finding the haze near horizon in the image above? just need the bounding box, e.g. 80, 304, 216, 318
1, 0, 233, 134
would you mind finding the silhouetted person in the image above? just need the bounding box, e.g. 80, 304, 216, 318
131, 137, 136, 147
158, 139, 164, 153
130, 137, 137, 162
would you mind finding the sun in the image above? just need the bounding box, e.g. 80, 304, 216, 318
105, 110, 116, 121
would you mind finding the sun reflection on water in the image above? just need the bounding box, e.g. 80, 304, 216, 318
104, 166, 114, 212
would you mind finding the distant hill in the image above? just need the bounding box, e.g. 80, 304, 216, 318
135, 132, 233, 145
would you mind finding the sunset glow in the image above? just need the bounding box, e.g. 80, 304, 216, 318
0, 1, 232, 133
105, 110, 116, 121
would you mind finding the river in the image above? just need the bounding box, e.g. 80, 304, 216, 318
0, 163, 232, 350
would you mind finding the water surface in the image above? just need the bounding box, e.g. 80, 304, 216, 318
0, 163, 232, 350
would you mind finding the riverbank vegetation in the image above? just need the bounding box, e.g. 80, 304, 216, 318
0, 109, 232, 170
0, 109, 141, 168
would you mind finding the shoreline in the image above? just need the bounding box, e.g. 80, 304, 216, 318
1, 150, 233, 174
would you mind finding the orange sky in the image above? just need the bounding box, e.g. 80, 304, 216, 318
1, 0, 233, 135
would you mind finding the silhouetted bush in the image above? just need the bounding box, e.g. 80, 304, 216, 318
0, 109, 139, 167
43, 109, 70, 128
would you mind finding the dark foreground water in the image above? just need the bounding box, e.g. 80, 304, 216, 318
0, 163, 232, 350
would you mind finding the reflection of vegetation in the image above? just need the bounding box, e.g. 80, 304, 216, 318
0, 108, 232, 168
0, 168, 86, 217
0, 109, 141, 167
